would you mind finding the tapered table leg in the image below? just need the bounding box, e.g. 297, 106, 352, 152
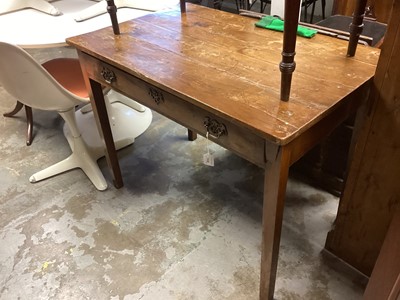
260, 145, 291, 299
89, 78, 123, 188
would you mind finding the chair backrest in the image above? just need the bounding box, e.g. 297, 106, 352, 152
0, 42, 85, 111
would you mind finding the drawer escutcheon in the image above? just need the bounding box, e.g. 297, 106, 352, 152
101, 67, 116, 84
148, 87, 165, 105
204, 117, 227, 139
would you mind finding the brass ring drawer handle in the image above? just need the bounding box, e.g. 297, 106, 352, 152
204, 117, 227, 139
101, 67, 116, 84
148, 87, 164, 105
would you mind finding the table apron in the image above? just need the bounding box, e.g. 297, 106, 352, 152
79, 51, 267, 167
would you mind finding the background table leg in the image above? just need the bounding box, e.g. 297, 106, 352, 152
187, 129, 197, 141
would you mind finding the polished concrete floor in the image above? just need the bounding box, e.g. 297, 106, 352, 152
0, 44, 368, 299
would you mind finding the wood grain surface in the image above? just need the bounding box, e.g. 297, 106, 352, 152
67, 4, 379, 145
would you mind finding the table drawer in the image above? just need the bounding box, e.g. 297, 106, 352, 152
79, 52, 266, 167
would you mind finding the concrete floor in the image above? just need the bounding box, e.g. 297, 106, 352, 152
0, 44, 368, 299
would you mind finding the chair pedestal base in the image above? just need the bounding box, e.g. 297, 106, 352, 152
72, 92, 153, 160
30, 93, 152, 190
29, 135, 108, 190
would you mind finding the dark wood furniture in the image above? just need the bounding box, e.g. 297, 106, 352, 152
325, 0, 400, 277
292, 0, 388, 196
293, 13, 387, 196
363, 209, 400, 300
236, 0, 326, 23
66, 3, 378, 299
186, 0, 223, 9
303, 0, 326, 23
317, 15, 387, 47
333, 0, 393, 24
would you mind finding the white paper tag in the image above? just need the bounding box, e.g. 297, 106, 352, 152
203, 152, 214, 167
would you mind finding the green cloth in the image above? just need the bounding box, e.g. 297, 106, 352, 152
255, 15, 317, 38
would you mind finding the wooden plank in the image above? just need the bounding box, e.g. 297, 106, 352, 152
363, 209, 400, 300
129, 15, 377, 101
389, 275, 400, 300
325, 0, 399, 276
117, 17, 371, 105
141, 6, 379, 65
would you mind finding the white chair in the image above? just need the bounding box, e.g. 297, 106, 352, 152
0, 42, 152, 190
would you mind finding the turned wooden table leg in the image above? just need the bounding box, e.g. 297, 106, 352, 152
260, 145, 291, 299
89, 78, 124, 188
280, 0, 301, 101
106, 0, 120, 35
347, 0, 368, 57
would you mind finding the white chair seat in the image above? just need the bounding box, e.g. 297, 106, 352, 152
66, 90, 153, 160
0, 42, 152, 190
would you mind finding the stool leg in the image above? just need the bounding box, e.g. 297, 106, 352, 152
303, 0, 308, 22
321, 0, 326, 19
260, 0, 270, 13
260, 0, 265, 13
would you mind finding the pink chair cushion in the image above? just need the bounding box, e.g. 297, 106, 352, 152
42, 58, 89, 98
